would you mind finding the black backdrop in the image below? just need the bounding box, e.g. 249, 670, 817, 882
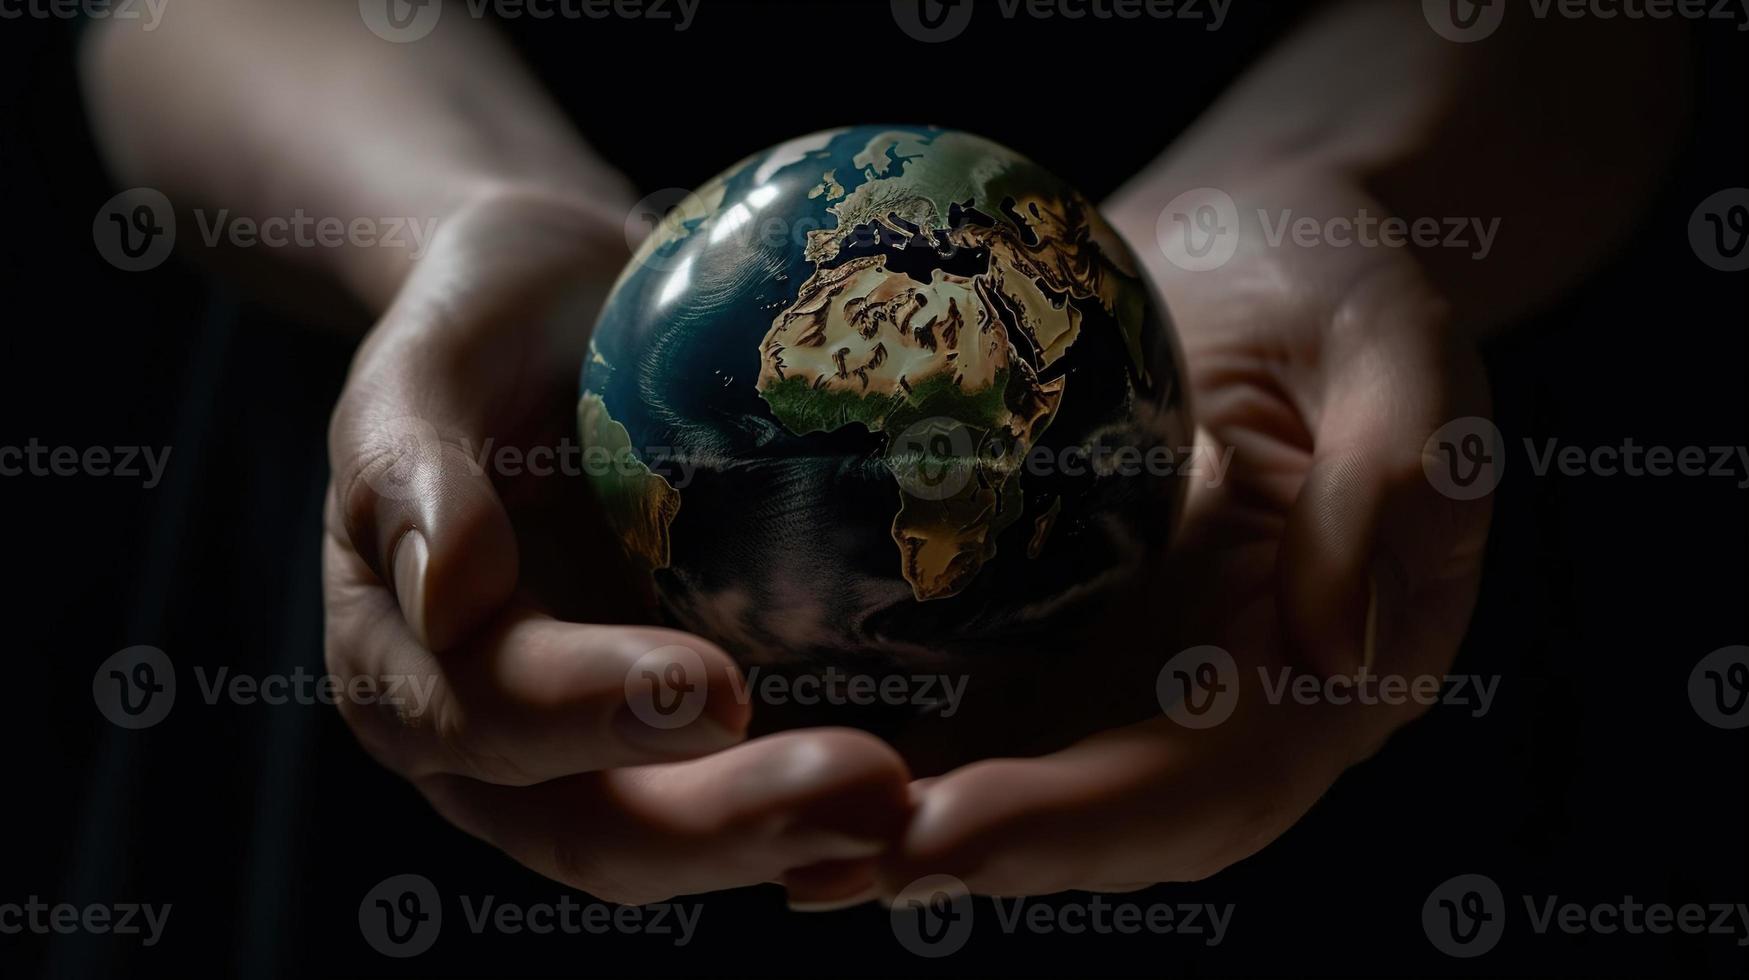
1, 1, 1744, 976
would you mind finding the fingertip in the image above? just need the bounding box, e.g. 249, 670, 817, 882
416, 474, 519, 651
874, 766, 1014, 898
605, 627, 753, 761
777, 728, 912, 826
716, 728, 912, 848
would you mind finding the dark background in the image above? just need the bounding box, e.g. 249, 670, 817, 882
1, 1, 1744, 976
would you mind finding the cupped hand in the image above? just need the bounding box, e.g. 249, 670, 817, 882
322, 189, 911, 906
874, 167, 1494, 896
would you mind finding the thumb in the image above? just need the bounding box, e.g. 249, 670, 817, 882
1278, 283, 1493, 680
329, 323, 519, 652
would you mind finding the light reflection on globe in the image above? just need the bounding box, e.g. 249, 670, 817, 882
580, 126, 1190, 675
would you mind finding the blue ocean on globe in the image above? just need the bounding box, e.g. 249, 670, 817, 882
580, 125, 1189, 670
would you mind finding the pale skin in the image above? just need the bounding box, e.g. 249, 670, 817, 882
84, 0, 1683, 906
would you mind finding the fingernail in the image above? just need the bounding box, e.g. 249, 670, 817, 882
392, 529, 429, 645
787, 885, 878, 913
611, 706, 742, 758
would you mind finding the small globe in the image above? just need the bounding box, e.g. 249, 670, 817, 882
580, 125, 1190, 676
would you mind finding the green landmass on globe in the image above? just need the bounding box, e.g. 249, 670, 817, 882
579, 125, 1188, 666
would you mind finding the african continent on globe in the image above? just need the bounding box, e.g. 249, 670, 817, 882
580, 126, 1189, 671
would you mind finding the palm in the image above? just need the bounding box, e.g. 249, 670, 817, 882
875, 171, 1494, 895
325, 194, 915, 906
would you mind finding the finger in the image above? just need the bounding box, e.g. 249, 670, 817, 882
417, 728, 912, 906
325, 196, 610, 652
781, 858, 881, 912
878, 707, 1342, 898
323, 520, 749, 782
1278, 268, 1493, 677
329, 308, 521, 650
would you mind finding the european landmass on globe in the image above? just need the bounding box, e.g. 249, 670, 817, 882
578, 125, 1186, 666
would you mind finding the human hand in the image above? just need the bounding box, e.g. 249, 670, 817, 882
323, 189, 912, 906
873, 167, 1494, 896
